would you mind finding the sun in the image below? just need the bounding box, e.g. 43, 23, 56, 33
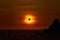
24, 15, 35, 24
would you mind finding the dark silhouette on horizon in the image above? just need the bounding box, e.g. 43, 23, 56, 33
48, 19, 60, 32
0, 19, 60, 40
42, 19, 60, 33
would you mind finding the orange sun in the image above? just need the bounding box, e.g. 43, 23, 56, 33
24, 15, 36, 24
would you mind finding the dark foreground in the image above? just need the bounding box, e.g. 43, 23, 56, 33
0, 30, 60, 40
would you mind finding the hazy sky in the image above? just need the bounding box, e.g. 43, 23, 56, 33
0, 0, 60, 30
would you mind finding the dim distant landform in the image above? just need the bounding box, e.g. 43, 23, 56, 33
0, 19, 60, 40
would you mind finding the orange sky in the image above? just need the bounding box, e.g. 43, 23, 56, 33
0, 0, 60, 30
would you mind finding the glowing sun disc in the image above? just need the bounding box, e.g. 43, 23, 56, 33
24, 15, 35, 24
